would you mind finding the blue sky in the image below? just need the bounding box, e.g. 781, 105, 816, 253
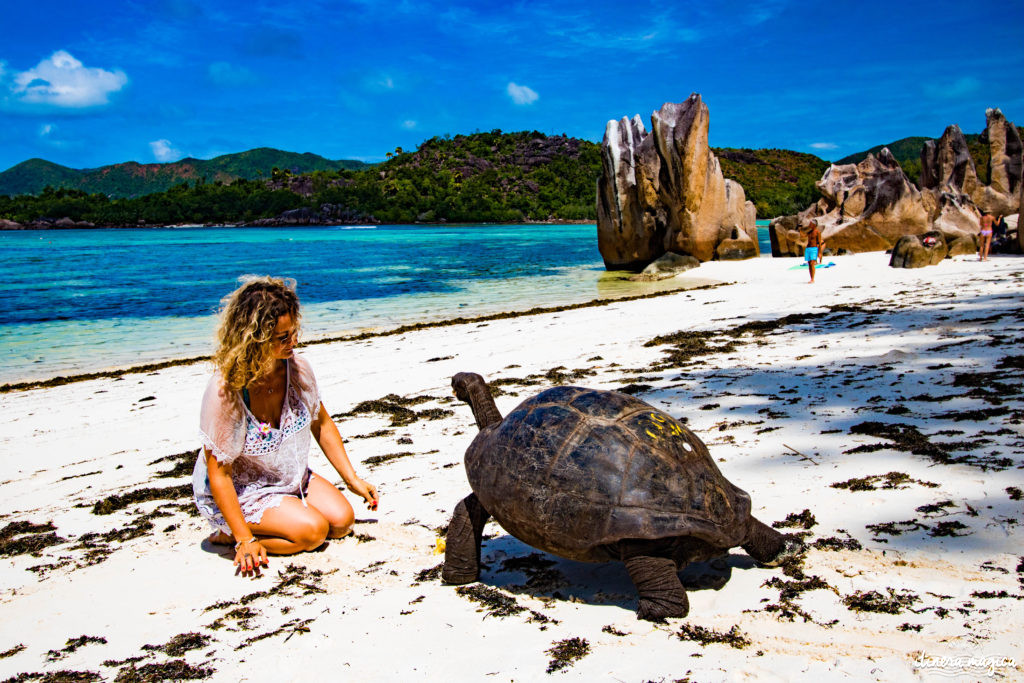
1, 0, 1021, 171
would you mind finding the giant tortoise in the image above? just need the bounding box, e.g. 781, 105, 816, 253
442, 372, 801, 620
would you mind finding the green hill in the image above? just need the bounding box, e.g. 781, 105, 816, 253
0, 148, 371, 198
715, 148, 829, 218
318, 130, 603, 222
0, 159, 85, 196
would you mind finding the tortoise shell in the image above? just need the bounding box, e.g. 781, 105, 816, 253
464, 385, 752, 562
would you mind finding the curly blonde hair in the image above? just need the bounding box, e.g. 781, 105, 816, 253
213, 276, 301, 392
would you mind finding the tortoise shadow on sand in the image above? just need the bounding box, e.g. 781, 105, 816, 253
478, 531, 758, 614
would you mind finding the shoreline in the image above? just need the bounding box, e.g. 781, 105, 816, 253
0, 279, 727, 393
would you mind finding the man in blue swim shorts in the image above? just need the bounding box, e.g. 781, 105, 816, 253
804, 220, 824, 283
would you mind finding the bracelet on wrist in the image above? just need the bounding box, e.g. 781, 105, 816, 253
234, 536, 257, 550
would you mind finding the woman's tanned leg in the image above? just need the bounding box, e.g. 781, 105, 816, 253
247, 496, 330, 554
304, 472, 356, 538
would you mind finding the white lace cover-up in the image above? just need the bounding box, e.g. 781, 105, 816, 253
192, 354, 323, 533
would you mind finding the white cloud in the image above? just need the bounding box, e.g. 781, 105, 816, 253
401, 119, 417, 129
507, 82, 538, 105
207, 62, 258, 87
37, 122, 68, 148
810, 142, 838, 150
9, 50, 127, 108
150, 139, 183, 162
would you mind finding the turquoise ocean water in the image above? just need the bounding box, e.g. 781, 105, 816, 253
1, 222, 772, 385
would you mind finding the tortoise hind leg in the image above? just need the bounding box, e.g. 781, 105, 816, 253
441, 493, 491, 584
742, 517, 804, 567
624, 555, 689, 621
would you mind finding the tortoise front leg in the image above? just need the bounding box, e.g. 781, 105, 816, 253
441, 493, 490, 584
624, 555, 689, 621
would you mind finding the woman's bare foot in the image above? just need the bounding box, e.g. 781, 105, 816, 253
208, 531, 234, 545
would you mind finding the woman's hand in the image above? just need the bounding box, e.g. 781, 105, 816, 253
347, 477, 379, 510
234, 538, 269, 577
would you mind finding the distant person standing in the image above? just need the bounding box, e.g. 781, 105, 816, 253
979, 212, 994, 261
993, 214, 1008, 251
804, 220, 824, 283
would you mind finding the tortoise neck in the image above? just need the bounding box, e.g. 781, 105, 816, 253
467, 379, 502, 429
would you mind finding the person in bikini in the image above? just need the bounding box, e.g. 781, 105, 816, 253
803, 220, 825, 283
193, 276, 378, 576
979, 212, 994, 261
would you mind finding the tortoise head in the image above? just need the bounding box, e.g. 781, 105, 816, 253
451, 372, 503, 430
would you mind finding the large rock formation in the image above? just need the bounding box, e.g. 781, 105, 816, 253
919, 112, 1022, 218
917, 125, 983, 238
920, 124, 977, 194
974, 108, 1023, 215
597, 94, 757, 270
770, 149, 929, 255
772, 108, 1021, 258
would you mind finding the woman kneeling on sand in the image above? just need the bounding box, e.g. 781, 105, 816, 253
192, 276, 378, 575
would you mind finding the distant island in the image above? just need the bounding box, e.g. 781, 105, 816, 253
3, 125, 1010, 229
0, 148, 371, 198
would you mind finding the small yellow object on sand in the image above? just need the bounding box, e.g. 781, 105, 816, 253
434, 537, 446, 555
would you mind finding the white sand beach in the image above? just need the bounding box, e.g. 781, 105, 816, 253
1, 252, 1022, 682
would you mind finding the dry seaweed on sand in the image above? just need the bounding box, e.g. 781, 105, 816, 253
45, 636, 108, 661
351, 429, 394, 440
4, 670, 104, 682
113, 659, 213, 682
455, 585, 525, 618
544, 637, 590, 674
340, 393, 446, 426
90, 484, 192, 515
0, 521, 65, 558
928, 520, 971, 537
846, 421, 1013, 470
761, 575, 838, 624
617, 383, 653, 395
601, 625, 627, 636
830, 472, 938, 492
915, 500, 956, 516
811, 535, 863, 552
235, 618, 314, 650
141, 633, 211, 658
72, 508, 172, 567
643, 330, 735, 367
0, 644, 26, 659
772, 509, 817, 530
207, 606, 259, 631
147, 450, 196, 479
413, 564, 443, 583
842, 588, 919, 614
866, 519, 929, 540
362, 451, 415, 468
676, 624, 751, 649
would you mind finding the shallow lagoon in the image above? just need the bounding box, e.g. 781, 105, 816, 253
2, 223, 770, 384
